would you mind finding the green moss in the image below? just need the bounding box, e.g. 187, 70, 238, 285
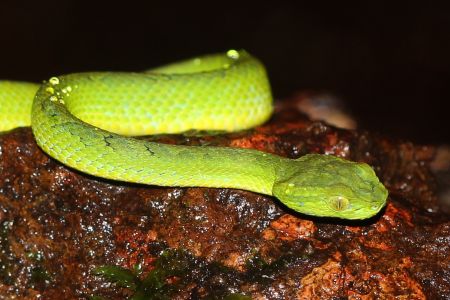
93, 249, 193, 299
222, 294, 252, 300
93, 249, 257, 299
93, 265, 138, 290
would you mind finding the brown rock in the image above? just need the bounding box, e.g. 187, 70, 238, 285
0, 95, 448, 299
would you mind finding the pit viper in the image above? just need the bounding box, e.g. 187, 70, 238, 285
0, 50, 388, 219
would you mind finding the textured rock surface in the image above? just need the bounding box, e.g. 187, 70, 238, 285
0, 95, 448, 299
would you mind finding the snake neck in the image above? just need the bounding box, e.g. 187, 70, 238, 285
122, 143, 287, 196
181, 146, 286, 196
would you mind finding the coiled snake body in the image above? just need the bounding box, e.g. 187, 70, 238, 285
0, 50, 387, 219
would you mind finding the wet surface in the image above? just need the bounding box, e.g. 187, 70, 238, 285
0, 96, 448, 299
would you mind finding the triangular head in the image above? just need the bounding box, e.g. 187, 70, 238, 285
272, 154, 388, 219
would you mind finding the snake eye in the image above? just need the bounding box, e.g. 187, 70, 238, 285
329, 196, 349, 211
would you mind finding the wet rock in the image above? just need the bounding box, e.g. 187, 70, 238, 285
0, 95, 448, 299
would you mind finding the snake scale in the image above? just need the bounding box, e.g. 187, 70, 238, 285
0, 49, 388, 219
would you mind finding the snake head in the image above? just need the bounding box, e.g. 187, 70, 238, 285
272, 154, 388, 219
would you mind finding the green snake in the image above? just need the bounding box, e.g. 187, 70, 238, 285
0, 50, 388, 219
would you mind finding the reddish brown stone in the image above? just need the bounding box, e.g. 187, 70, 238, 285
0, 95, 448, 299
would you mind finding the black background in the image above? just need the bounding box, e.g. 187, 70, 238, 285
1, 1, 449, 143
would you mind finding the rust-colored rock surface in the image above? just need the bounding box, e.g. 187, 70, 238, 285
0, 95, 448, 299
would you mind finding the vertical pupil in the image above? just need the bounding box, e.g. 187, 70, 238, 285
331, 196, 348, 211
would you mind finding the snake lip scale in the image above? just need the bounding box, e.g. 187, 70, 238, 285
0, 49, 388, 220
